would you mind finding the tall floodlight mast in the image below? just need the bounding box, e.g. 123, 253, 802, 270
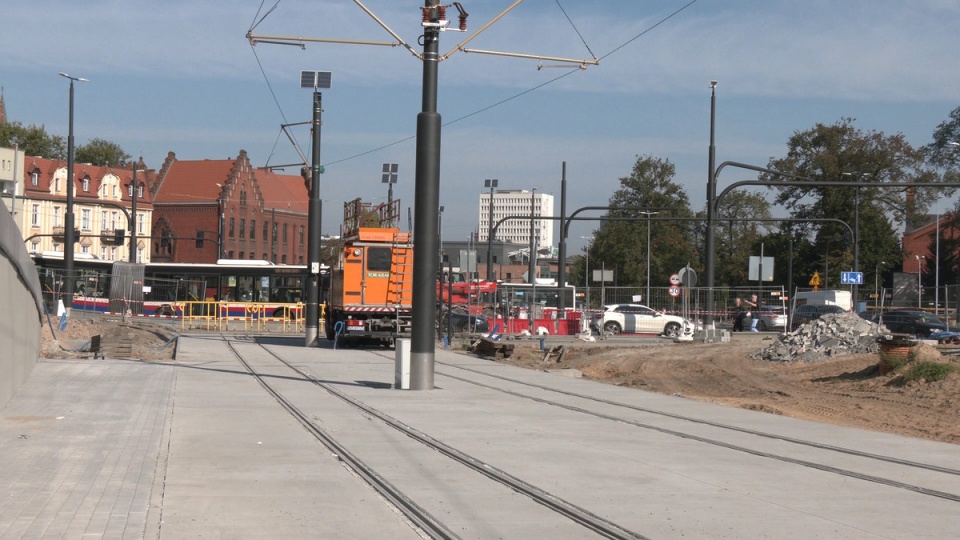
247, 0, 597, 389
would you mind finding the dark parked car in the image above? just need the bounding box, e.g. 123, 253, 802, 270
790, 304, 847, 330
440, 308, 490, 334
871, 310, 960, 338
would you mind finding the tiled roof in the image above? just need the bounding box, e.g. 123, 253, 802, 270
255, 168, 308, 214
152, 159, 234, 204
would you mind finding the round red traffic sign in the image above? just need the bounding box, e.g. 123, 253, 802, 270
668, 286, 681, 297
669, 274, 681, 285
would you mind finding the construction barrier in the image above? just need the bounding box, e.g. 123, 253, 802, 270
173, 301, 315, 333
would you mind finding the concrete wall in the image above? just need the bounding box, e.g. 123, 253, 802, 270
0, 200, 43, 408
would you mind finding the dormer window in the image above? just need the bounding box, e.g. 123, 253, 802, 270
31, 171, 39, 186
82, 178, 90, 192
54, 177, 61, 192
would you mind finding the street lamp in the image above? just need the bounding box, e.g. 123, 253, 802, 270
916, 255, 926, 309
639, 210, 658, 303
484, 179, 498, 281
58, 72, 88, 313
128, 162, 145, 263
875, 261, 884, 308
580, 236, 592, 309
382, 163, 398, 211
300, 69, 331, 347
528, 188, 538, 284
841, 172, 862, 307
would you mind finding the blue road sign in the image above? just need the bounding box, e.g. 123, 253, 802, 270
840, 271, 864, 285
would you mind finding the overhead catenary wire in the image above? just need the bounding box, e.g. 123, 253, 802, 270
251, 0, 700, 170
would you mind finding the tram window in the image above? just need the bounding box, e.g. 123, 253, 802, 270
367, 247, 392, 272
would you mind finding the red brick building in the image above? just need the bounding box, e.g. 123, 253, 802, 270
149, 150, 308, 264
901, 213, 960, 272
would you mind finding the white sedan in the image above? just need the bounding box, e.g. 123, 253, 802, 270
590, 304, 691, 337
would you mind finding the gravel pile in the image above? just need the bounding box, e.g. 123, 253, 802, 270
753, 312, 890, 362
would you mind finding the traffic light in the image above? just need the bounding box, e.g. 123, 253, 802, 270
195, 230, 204, 248
114, 229, 125, 243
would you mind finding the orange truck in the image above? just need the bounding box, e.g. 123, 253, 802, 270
325, 198, 413, 347
436, 273, 497, 317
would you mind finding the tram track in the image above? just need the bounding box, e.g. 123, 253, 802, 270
224, 336, 648, 540
429, 358, 960, 503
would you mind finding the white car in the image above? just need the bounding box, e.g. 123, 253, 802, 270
590, 304, 692, 337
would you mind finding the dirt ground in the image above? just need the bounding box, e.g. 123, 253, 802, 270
499, 337, 960, 445
37, 316, 960, 445
39, 315, 177, 362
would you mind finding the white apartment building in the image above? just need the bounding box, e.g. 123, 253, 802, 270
478, 189, 554, 250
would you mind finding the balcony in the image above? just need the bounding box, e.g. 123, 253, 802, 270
51, 226, 80, 243
100, 229, 126, 245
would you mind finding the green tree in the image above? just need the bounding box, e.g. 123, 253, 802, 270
0, 121, 66, 159
75, 138, 130, 166
764, 118, 926, 288
712, 190, 773, 286
591, 155, 696, 288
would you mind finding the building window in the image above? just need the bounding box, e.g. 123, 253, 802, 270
31, 204, 40, 227
137, 185, 143, 198
239, 251, 245, 259
263, 252, 268, 260
299, 225, 304, 245
281, 254, 286, 264
100, 246, 107, 259
81, 209, 91, 231
31, 171, 39, 186
54, 177, 61, 193
229, 217, 235, 238
239, 218, 245, 239
250, 219, 256, 240
111, 211, 118, 230
272, 223, 277, 242
240, 190, 247, 207
137, 213, 144, 234
282, 223, 288, 244
82, 178, 89, 192
263, 222, 269, 241
31, 241, 39, 253
53, 206, 61, 227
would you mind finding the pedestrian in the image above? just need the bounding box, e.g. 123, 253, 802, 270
743, 293, 760, 332
733, 297, 745, 332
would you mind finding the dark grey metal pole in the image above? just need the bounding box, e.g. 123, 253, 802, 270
528, 188, 536, 284
129, 163, 137, 263
557, 162, 567, 313
853, 185, 859, 309
305, 90, 323, 346
64, 76, 77, 312
410, 0, 441, 390
486, 184, 495, 281
704, 81, 718, 336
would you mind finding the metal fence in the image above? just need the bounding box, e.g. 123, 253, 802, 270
578, 285, 787, 322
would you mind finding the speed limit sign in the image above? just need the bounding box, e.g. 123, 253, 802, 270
668, 286, 681, 297
669, 274, 681, 285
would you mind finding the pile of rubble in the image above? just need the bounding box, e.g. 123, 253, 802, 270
753, 312, 890, 363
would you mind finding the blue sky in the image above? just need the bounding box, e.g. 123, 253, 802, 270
3, 0, 958, 252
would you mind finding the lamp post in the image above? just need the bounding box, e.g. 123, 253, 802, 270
382, 163, 398, 213
437, 205, 444, 267
580, 236, 592, 309
841, 172, 862, 308
528, 188, 537, 284
916, 255, 925, 309
58, 72, 87, 313
300, 69, 331, 347
484, 179, 498, 281
874, 261, 884, 308
640, 210, 658, 303
129, 163, 143, 263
